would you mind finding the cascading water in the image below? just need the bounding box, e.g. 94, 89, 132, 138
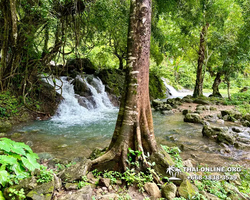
44, 75, 117, 126
162, 78, 193, 98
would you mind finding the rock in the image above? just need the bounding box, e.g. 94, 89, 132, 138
150, 150, 174, 177
182, 97, 193, 103
210, 106, 217, 111
183, 159, 193, 168
202, 125, 226, 138
221, 110, 242, 120
152, 99, 163, 110
202, 125, 234, 145
223, 182, 249, 200
65, 183, 78, 191
99, 194, 119, 200
53, 174, 62, 191
178, 179, 198, 199
0, 121, 12, 132
232, 127, 242, 133
243, 113, 250, 121
242, 120, 250, 127
26, 181, 54, 200
4, 177, 37, 199
37, 152, 54, 162
161, 182, 177, 199
72, 76, 92, 97
144, 182, 161, 199
60, 159, 91, 182
184, 113, 202, 124
200, 191, 220, 200
160, 104, 172, 111
182, 109, 191, 115
87, 172, 98, 185
217, 131, 235, 145
57, 185, 92, 200
229, 173, 241, 186
66, 58, 96, 76
196, 105, 207, 111
88, 148, 105, 160
193, 99, 211, 105
0, 133, 6, 137
99, 178, 110, 188
161, 110, 173, 115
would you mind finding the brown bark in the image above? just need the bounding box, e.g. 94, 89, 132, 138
227, 80, 231, 100
212, 72, 222, 97
91, 0, 172, 173
193, 23, 209, 98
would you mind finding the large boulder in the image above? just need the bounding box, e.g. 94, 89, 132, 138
243, 113, 250, 122
72, 77, 92, 97
66, 58, 96, 77
184, 113, 202, 124
26, 181, 54, 200
178, 179, 198, 199
0, 121, 12, 132
144, 182, 161, 199
193, 98, 211, 105
202, 125, 235, 145
60, 159, 91, 182
152, 99, 163, 110
57, 185, 92, 200
161, 182, 177, 199
221, 110, 242, 120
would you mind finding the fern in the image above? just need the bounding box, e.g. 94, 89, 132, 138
0, 138, 41, 189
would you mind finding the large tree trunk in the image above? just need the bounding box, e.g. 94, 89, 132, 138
91, 0, 173, 172
193, 23, 209, 98
212, 72, 222, 97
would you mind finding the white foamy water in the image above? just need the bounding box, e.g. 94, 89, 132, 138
162, 78, 193, 98
43, 76, 116, 126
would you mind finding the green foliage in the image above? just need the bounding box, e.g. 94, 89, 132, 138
0, 92, 20, 118
103, 170, 122, 185
8, 188, 25, 200
161, 145, 183, 168
194, 178, 227, 199
225, 90, 250, 115
238, 167, 250, 194
37, 166, 53, 184
122, 168, 153, 192
0, 138, 40, 188
78, 176, 90, 189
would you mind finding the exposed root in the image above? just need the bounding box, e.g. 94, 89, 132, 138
91, 149, 116, 165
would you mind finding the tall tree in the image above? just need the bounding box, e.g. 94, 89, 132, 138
91, 0, 173, 172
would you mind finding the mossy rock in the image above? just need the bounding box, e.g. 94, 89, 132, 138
184, 113, 202, 124
149, 72, 166, 100
161, 182, 177, 199
178, 179, 198, 199
0, 121, 12, 133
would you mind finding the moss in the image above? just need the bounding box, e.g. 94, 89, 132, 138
149, 71, 166, 100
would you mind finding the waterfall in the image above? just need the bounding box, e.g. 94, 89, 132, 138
43, 76, 116, 126
162, 78, 193, 98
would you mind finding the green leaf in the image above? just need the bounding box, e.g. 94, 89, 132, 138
0, 170, 9, 187
0, 191, 5, 200
21, 153, 40, 171
0, 155, 18, 166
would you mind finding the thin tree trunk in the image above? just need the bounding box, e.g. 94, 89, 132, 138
227, 80, 231, 100
212, 72, 222, 97
0, 1, 9, 90
193, 23, 209, 98
91, 0, 173, 172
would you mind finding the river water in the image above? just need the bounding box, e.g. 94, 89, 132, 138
7, 76, 250, 168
